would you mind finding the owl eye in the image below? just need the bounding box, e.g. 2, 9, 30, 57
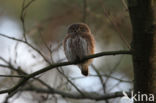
80, 27, 86, 32
73, 28, 76, 32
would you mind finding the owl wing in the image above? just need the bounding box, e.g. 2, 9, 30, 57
75, 36, 89, 60
63, 36, 77, 61
81, 33, 95, 55
78, 33, 95, 65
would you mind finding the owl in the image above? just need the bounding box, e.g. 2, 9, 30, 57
63, 23, 95, 76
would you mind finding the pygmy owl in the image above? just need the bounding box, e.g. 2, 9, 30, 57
63, 23, 95, 76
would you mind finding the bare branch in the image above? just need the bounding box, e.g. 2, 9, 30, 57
0, 74, 25, 78
20, 0, 27, 41
105, 56, 123, 84
21, 87, 130, 101
121, 0, 128, 10
0, 33, 50, 64
0, 50, 131, 95
57, 68, 86, 96
71, 74, 132, 83
91, 64, 106, 92
0, 57, 8, 64
20, 0, 36, 41
91, 64, 109, 103
99, 0, 130, 49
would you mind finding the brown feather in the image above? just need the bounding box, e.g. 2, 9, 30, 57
79, 64, 88, 76
63, 23, 95, 76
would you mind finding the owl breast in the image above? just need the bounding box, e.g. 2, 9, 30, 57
64, 35, 88, 62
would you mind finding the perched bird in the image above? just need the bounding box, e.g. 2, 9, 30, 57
63, 23, 95, 76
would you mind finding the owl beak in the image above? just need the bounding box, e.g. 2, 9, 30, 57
75, 30, 79, 34
76, 28, 80, 33
78, 28, 81, 32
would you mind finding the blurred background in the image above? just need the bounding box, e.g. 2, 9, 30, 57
0, 0, 133, 103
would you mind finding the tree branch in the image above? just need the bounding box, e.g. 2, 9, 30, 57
0, 74, 25, 78
0, 50, 131, 97
21, 87, 130, 101
0, 50, 132, 95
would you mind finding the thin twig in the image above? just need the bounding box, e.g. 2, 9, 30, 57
57, 68, 86, 96
38, 31, 53, 63
71, 74, 132, 83
20, 0, 36, 41
105, 56, 123, 84
0, 33, 50, 64
99, 0, 130, 49
20, 0, 27, 41
91, 64, 109, 103
50, 56, 86, 96
121, 0, 128, 10
0, 74, 25, 78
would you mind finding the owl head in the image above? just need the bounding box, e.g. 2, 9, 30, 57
67, 23, 91, 35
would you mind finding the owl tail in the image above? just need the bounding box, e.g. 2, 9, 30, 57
79, 64, 88, 76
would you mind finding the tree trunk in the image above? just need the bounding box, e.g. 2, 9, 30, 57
128, 0, 156, 102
